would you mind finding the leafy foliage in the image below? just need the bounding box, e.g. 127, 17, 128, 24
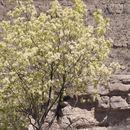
0, 0, 119, 129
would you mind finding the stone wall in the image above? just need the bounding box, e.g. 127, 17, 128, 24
0, 0, 130, 129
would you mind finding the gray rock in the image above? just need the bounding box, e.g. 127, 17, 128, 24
110, 96, 129, 109
110, 83, 130, 93
124, 4, 130, 13
108, 4, 124, 14
83, 125, 130, 130
61, 105, 98, 129
84, 127, 109, 130
110, 0, 125, 4
86, 85, 109, 95
127, 93, 130, 104
97, 96, 110, 110
120, 65, 126, 70
110, 75, 130, 84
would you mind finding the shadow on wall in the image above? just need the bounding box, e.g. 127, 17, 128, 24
64, 95, 130, 127
64, 95, 97, 111
94, 109, 130, 127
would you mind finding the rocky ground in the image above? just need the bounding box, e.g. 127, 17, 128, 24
0, 0, 130, 129
37, 75, 130, 130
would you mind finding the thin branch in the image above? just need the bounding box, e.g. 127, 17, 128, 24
38, 62, 55, 129
38, 82, 65, 129
28, 115, 39, 130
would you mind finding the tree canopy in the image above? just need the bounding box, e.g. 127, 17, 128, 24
0, 0, 119, 129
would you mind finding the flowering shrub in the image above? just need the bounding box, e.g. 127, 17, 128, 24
0, 0, 119, 129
